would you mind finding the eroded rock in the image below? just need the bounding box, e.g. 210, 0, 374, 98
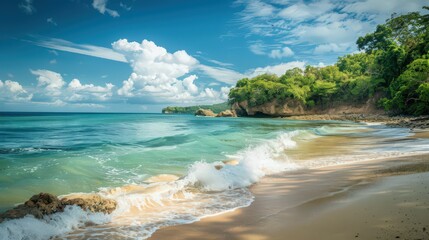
216, 110, 237, 117
0, 193, 65, 222
195, 108, 216, 117
0, 192, 117, 223
61, 194, 117, 214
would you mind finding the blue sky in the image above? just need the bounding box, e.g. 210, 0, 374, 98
0, 0, 427, 112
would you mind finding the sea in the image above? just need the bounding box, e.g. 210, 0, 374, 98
0, 112, 428, 239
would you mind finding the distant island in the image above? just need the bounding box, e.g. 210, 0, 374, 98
162, 102, 229, 114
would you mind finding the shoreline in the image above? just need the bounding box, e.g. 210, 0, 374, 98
284, 113, 429, 130
151, 153, 429, 240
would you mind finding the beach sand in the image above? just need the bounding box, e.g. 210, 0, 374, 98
151, 154, 429, 240
413, 130, 429, 139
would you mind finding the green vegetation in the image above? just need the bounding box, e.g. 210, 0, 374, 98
229, 7, 429, 116
162, 102, 229, 114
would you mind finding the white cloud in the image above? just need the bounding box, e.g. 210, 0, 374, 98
31, 69, 65, 96
238, 0, 276, 20
235, 0, 428, 59
19, 0, 35, 14
35, 37, 127, 62
67, 79, 114, 101
47, 18, 57, 26
269, 46, 294, 58
278, 0, 335, 22
112, 39, 201, 102
250, 42, 294, 59
0, 80, 33, 102
92, 0, 120, 17
249, 42, 267, 55
182, 75, 199, 95
27, 69, 115, 106
197, 65, 245, 84
112, 39, 237, 104
342, 0, 426, 19
49, 59, 57, 64
4, 80, 26, 93
291, 18, 372, 44
206, 59, 234, 67
314, 43, 353, 54
247, 61, 306, 77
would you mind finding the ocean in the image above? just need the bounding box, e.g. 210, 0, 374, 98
0, 112, 428, 239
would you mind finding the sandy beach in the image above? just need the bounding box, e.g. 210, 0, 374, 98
151, 153, 429, 240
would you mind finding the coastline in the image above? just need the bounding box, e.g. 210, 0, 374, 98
151, 153, 429, 240
284, 113, 429, 130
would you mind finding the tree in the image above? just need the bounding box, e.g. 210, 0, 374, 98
383, 59, 429, 115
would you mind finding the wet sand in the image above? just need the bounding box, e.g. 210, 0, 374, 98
151, 154, 429, 240
412, 130, 429, 139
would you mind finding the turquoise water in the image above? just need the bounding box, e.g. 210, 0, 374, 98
1, 113, 429, 239
0, 112, 328, 210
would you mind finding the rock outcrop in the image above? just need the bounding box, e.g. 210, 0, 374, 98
61, 194, 117, 214
195, 108, 217, 117
0, 192, 117, 223
0, 193, 64, 222
216, 109, 237, 117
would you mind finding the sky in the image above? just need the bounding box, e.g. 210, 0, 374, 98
0, 0, 427, 112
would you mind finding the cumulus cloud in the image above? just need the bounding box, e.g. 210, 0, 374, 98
0, 80, 33, 102
26, 69, 115, 107
92, 0, 120, 17
182, 75, 199, 95
269, 47, 294, 58
112, 39, 229, 104
67, 79, 114, 101
31, 69, 65, 96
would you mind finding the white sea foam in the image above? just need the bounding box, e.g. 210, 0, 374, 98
0, 206, 110, 240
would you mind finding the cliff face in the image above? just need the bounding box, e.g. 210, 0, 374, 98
232, 99, 305, 117
232, 95, 384, 117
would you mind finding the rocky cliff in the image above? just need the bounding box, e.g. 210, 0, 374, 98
232, 95, 383, 117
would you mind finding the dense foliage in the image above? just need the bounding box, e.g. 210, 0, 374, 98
162, 102, 229, 114
229, 7, 429, 115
